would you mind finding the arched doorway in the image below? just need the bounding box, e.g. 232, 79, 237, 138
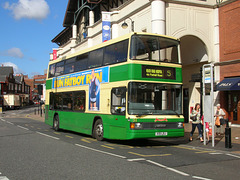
180, 35, 209, 122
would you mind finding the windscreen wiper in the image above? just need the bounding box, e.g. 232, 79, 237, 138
172, 111, 180, 117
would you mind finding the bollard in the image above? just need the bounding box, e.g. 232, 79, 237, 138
225, 120, 232, 148
40, 109, 42, 117
38, 104, 40, 115
34, 109, 36, 115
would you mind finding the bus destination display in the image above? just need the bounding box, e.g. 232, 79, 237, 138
142, 65, 176, 80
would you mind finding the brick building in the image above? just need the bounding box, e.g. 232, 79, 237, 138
0, 66, 30, 108
23, 75, 34, 101
24, 74, 47, 102
217, 0, 240, 124
33, 74, 46, 102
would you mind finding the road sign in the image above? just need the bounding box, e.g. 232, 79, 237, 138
202, 64, 215, 147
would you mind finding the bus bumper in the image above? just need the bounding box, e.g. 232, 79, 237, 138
126, 129, 184, 139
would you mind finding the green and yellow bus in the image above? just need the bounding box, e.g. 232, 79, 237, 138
45, 32, 184, 140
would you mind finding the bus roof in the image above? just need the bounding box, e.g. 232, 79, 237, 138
49, 32, 180, 65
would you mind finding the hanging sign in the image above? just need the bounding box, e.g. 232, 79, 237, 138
102, 12, 111, 42
53, 49, 57, 60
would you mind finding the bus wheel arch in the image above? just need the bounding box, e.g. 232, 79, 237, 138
53, 113, 60, 131
92, 117, 104, 141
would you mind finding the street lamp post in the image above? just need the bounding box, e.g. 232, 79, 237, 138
121, 17, 134, 32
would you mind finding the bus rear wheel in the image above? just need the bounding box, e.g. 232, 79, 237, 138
93, 119, 104, 141
53, 115, 60, 131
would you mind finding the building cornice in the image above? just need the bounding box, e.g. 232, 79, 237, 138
214, 59, 240, 66
112, 1, 151, 24
217, 0, 239, 7
163, 0, 216, 9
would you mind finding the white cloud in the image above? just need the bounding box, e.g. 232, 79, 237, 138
1, 62, 25, 74
4, 0, 50, 20
7, 47, 24, 58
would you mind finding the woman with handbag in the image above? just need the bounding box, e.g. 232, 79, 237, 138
189, 103, 203, 142
214, 104, 225, 135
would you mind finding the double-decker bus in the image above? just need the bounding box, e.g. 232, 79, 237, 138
45, 32, 184, 140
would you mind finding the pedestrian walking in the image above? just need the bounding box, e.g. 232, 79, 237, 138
189, 103, 203, 142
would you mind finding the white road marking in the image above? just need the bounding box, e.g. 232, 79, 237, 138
0, 119, 6, 122
209, 152, 223, 155
146, 160, 190, 176
75, 144, 126, 159
17, 125, 29, 131
0, 176, 9, 180
36, 132, 59, 140
192, 176, 212, 180
127, 158, 146, 162
226, 153, 240, 159
5, 121, 14, 125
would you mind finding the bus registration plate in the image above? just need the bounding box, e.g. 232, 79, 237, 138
155, 132, 168, 136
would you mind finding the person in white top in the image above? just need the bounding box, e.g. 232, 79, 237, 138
214, 104, 226, 135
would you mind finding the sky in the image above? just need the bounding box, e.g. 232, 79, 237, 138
0, 0, 68, 78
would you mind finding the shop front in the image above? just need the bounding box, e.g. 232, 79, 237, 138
216, 77, 240, 124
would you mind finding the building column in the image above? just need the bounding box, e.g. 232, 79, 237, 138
112, 23, 118, 39
111, 11, 119, 39
88, 11, 94, 47
72, 25, 77, 39
89, 10, 94, 26
213, 8, 220, 107
214, 8, 220, 82
151, 0, 166, 35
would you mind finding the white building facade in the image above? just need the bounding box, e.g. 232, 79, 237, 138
51, 0, 227, 122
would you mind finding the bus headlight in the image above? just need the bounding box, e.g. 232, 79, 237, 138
178, 122, 183, 128
130, 122, 143, 129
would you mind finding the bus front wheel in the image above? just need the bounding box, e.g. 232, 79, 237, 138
53, 115, 60, 131
93, 119, 104, 141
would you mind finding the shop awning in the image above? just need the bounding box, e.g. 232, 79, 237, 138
216, 77, 240, 91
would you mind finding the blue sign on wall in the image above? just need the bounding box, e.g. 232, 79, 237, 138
102, 12, 111, 42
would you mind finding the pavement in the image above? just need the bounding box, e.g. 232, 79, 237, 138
5, 111, 240, 154
184, 123, 240, 153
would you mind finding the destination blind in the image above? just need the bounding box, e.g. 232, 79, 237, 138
142, 65, 176, 80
